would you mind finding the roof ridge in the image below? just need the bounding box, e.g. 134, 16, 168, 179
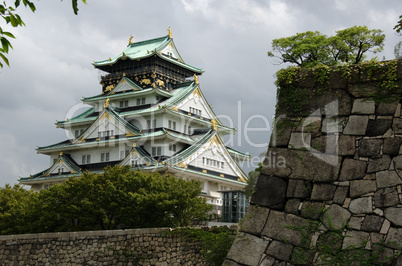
127, 35, 169, 48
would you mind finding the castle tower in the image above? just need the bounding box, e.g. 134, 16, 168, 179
20, 30, 250, 216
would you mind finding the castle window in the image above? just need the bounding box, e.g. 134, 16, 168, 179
120, 100, 129, 108
169, 144, 177, 152
152, 147, 162, 156
189, 107, 202, 116
101, 152, 110, 162
137, 98, 146, 105
147, 119, 156, 129
168, 120, 176, 130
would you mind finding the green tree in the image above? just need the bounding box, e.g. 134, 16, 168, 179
394, 14, 402, 34
244, 162, 262, 200
268, 26, 385, 67
27, 166, 212, 233
0, 0, 86, 67
0, 184, 38, 234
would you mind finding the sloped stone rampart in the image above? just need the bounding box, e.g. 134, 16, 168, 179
0, 226, 236, 265
225, 60, 402, 265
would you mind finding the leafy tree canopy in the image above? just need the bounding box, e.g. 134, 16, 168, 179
0, 0, 86, 68
268, 25, 385, 67
394, 14, 402, 34
244, 161, 262, 200
0, 166, 212, 234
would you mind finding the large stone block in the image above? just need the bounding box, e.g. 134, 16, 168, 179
367, 155, 391, 173
385, 227, 402, 249
310, 183, 337, 201
322, 117, 344, 133
333, 186, 349, 205
226, 232, 269, 266
241, 205, 270, 235
260, 151, 292, 178
311, 134, 338, 154
392, 118, 402, 134
286, 179, 311, 199
383, 137, 402, 156
365, 119, 392, 136
384, 207, 402, 227
262, 211, 308, 247
270, 126, 292, 147
295, 116, 321, 133
374, 187, 400, 208
339, 158, 367, 181
377, 101, 399, 116
322, 204, 351, 230
342, 231, 369, 249
338, 135, 356, 156
343, 115, 369, 135
375, 170, 402, 189
285, 198, 301, 215
288, 132, 311, 150
300, 201, 325, 220
349, 197, 373, 214
251, 174, 287, 210
351, 99, 375, 114
262, 148, 341, 182
358, 139, 382, 158
392, 155, 402, 170
349, 180, 376, 198
361, 215, 384, 232
265, 240, 293, 262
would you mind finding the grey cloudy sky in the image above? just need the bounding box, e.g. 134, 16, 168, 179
0, 0, 401, 186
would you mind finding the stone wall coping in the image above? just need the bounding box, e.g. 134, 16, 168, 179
0, 225, 237, 241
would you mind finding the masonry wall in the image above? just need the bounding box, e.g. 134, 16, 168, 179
225, 60, 402, 265
0, 226, 235, 265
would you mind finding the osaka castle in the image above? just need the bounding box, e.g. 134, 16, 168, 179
20, 29, 250, 214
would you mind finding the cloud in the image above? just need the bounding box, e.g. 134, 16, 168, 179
180, 0, 296, 34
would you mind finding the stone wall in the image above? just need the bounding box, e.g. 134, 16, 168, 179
225, 60, 402, 265
0, 226, 235, 265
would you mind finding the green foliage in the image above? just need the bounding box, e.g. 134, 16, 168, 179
244, 162, 262, 200
287, 206, 401, 265
0, 166, 212, 234
275, 59, 400, 116
394, 41, 402, 59
0, 184, 38, 234
268, 26, 385, 67
171, 227, 236, 266
0, 0, 86, 68
394, 15, 402, 34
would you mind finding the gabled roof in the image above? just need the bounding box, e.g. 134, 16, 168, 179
36, 128, 195, 153
167, 130, 248, 182
72, 106, 141, 144
92, 35, 203, 74
20, 154, 82, 183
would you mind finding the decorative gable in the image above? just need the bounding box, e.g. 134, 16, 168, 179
73, 109, 139, 144
161, 42, 179, 59
110, 77, 142, 94
44, 155, 80, 176
173, 87, 215, 121
119, 147, 154, 167
175, 133, 247, 182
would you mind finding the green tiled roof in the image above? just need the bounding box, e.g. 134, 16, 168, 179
92, 35, 203, 74
56, 107, 97, 126
226, 146, 252, 159
165, 129, 213, 165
